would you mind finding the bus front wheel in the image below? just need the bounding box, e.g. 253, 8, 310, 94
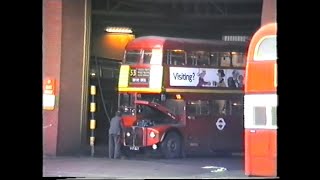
160, 132, 182, 159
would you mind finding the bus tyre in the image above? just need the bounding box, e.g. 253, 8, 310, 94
161, 132, 181, 159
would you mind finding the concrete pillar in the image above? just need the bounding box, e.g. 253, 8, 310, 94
43, 0, 63, 156
43, 0, 91, 156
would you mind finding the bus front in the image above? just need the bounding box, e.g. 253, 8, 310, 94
118, 37, 165, 122
118, 37, 181, 155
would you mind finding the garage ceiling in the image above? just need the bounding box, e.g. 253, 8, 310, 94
91, 0, 263, 39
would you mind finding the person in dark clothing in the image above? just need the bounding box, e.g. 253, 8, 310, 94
108, 111, 123, 159
217, 69, 226, 87
227, 69, 240, 88
227, 77, 237, 88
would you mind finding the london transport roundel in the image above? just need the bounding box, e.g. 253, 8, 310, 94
216, 118, 226, 130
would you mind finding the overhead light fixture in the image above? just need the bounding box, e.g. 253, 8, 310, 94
105, 27, 133, 34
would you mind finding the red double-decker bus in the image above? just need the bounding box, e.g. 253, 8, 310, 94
118, 36, 247, 158
244, 23, 277, 176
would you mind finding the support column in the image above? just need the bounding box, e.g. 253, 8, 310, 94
43, 0, 91, 156
57, 0, 91, 155
43, 0, 63, 156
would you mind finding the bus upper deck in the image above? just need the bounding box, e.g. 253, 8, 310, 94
124, 36, 246, 67
119, 36, 248, 94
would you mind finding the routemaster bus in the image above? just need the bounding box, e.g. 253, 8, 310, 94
118, 36, 247, 158
244, 23, 277, 176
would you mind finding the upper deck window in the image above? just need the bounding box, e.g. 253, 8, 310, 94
231, 52, 246, 67
209, 52, 219, 67
220, 52, 232, 67
187, 51, 216, 66
199, 52, 210, 66
186, 51, 196, 65
125, 50, 142, 64
187, 51, 245, 68
254, 35, 277, 61
166, 50, 186, 65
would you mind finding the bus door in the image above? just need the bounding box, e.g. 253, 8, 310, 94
185, 100, 212, 154
244, 95, 277, 177
210, 99, 244, 153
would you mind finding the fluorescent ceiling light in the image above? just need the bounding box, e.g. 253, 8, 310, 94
105, 27, 133, 34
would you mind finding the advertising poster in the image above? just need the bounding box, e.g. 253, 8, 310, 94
169, 67, 244, 88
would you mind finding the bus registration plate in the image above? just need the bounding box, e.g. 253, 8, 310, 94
129, 146, 139, 151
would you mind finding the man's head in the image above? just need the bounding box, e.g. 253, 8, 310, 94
115, 111, 122, 117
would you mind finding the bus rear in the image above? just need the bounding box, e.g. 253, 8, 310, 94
244, 23, 277, 177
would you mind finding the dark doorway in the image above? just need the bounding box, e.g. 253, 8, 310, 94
87, 56, 121, 154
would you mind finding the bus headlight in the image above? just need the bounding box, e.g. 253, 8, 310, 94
149, 131, 156, 138
152, 144, 157, 150
126, 132, 131, 137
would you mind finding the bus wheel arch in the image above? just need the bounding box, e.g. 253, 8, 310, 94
160, 128, 183, 159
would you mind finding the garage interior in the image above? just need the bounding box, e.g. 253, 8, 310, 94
43, 0, 277, 156
87, 0, 265, 155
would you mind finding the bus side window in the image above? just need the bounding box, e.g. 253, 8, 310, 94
231, 52, 245, 67
196, 51, 210, 66
212, 100, 232, 116
187, 51, 197, 65
230, 99, 244, 116
165, 99, 178, 116
226, 100, 232, 115
186, 101, 198, 116
186, 100, 210, 117
211, 100, 219, 115
220, 52, 231, 67
186, 51, 193, 65
168, 50, 186, 65
271, 106, 277, 126
253, 106, 267, 125
209, 52, 219, 67
200, 100, 210, 116
166, 50, 170, 65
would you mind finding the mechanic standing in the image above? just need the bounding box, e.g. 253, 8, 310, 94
108, 111, 123, 159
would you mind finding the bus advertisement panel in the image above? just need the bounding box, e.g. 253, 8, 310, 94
169, 67, 244, 88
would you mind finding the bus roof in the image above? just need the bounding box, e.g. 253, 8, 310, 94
125, 36, 247, 52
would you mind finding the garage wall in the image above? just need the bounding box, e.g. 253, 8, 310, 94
43, 0, 63, 156
43, 0, 91, 156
